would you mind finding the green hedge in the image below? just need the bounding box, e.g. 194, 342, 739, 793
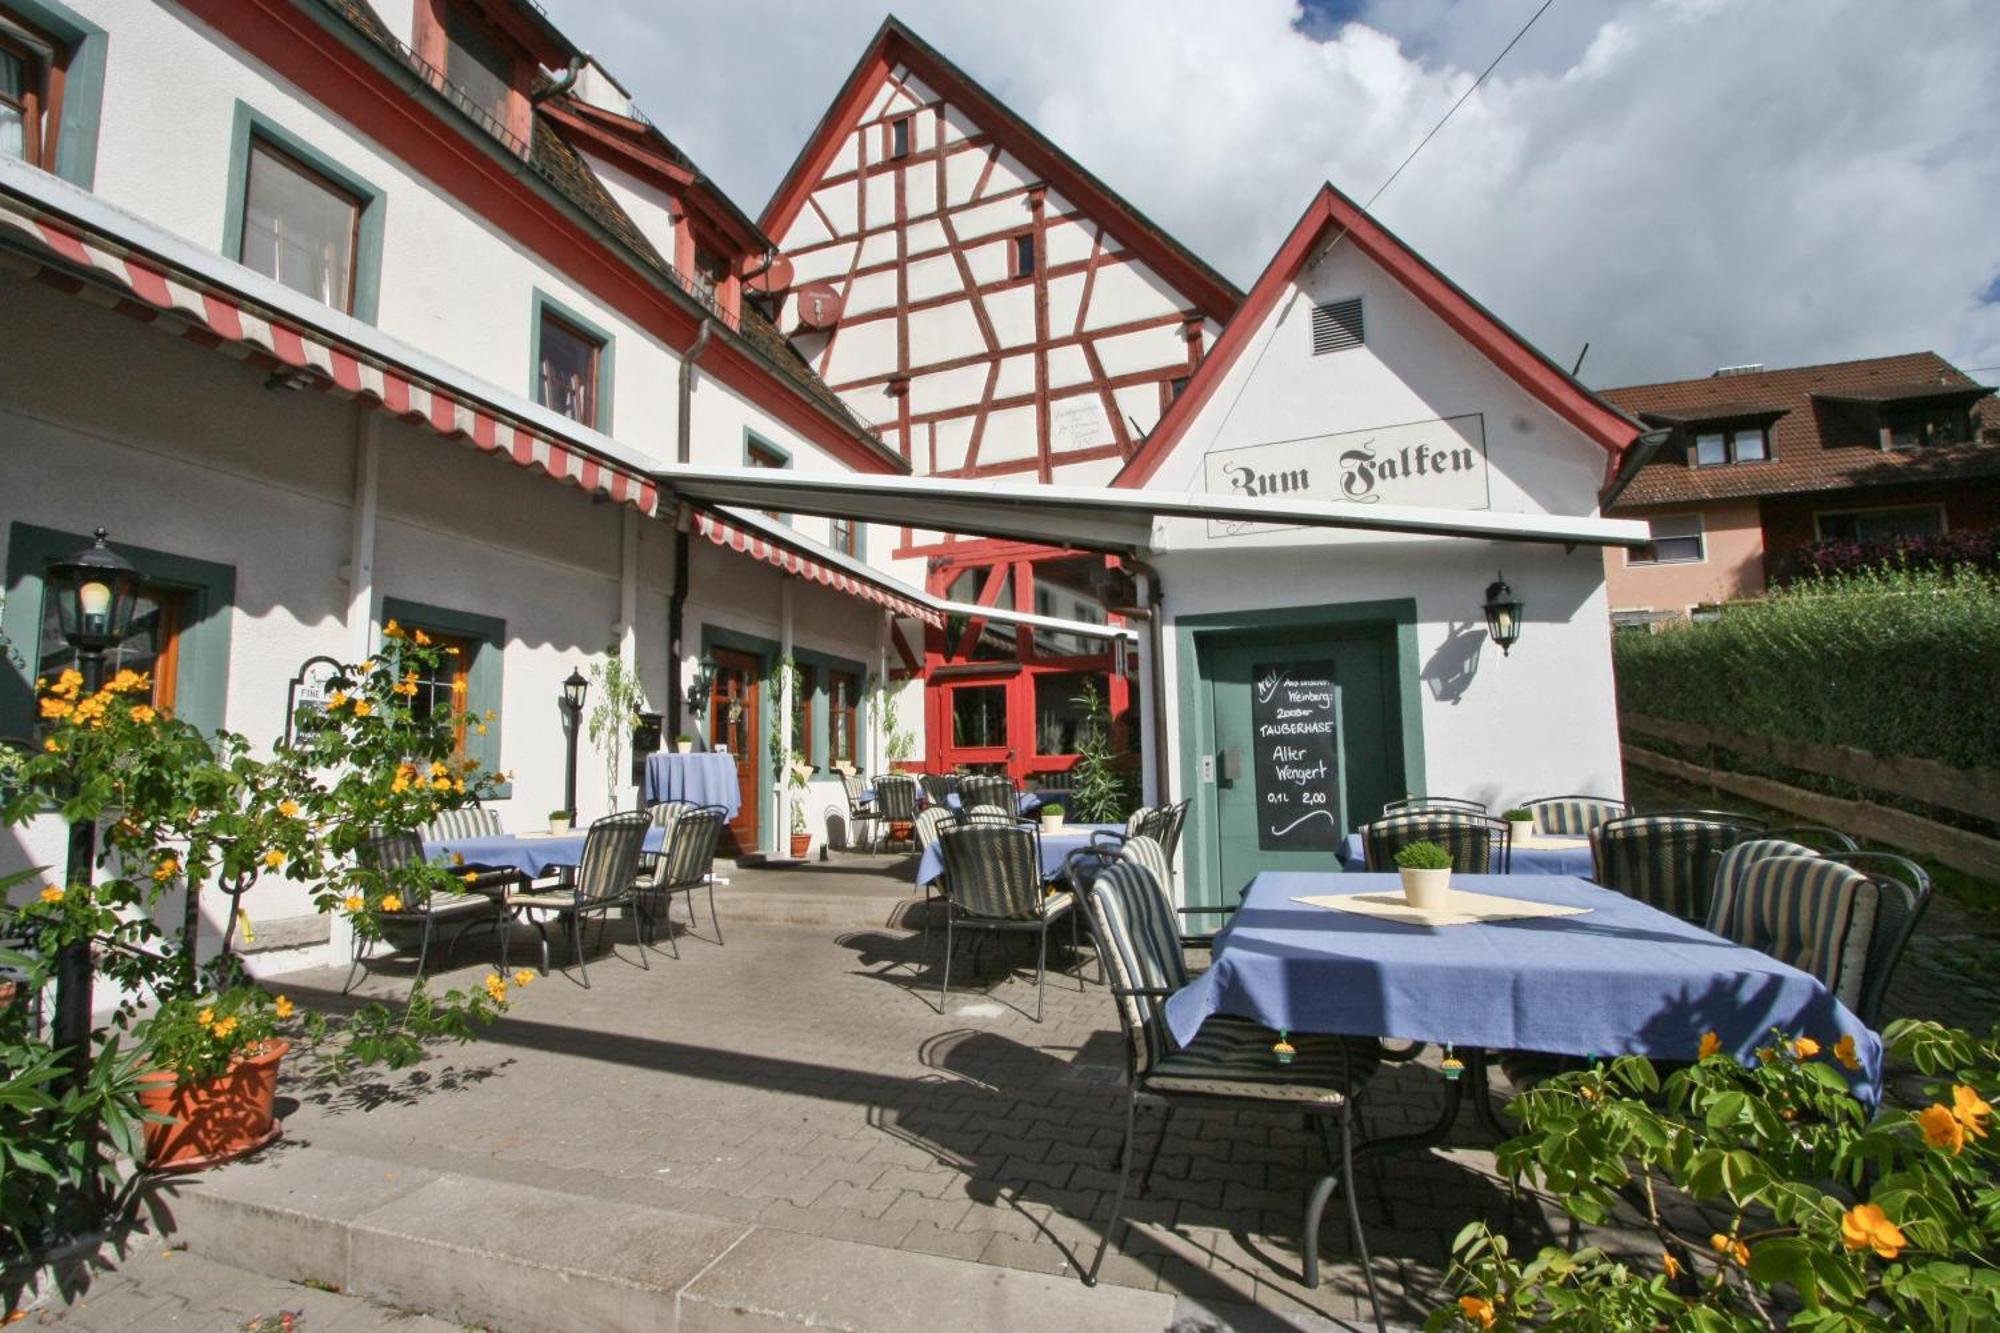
1613, 565, 2000, 772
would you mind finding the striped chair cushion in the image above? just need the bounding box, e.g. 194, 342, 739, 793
1086, 860, 1188, 1074
1590, 817, 1741, 922
1147, 1014, 1368, 1106
1361, 812, 1500, 875
1528, 797, 1625, 836
915, 806, 956, 852
1704, 839, 1822, 936
422, 806, 502, 842
1716, 855, 1879, 1011
1118, 835, 1172, 893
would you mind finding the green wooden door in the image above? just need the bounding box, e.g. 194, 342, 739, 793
1204, 625, 1406, 900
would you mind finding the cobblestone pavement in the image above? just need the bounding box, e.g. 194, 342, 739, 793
219, 853, 1996, 1330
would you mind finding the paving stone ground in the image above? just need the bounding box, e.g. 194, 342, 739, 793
37, 851, 2000, 1331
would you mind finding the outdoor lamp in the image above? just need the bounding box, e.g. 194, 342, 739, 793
559, 666, 587, 820
684, 652, 718, 717
48, 528, 141, 655
1483, 573, 1523, 657
561, 667, 588, 715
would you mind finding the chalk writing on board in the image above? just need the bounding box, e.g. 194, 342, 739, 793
1251, 660, 1339, 852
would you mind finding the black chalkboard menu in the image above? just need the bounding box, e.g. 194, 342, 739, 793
1251, 660, 1340, 852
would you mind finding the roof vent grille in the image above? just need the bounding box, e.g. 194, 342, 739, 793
1712, 363, 1765, 378
1311, 298, 1365, 355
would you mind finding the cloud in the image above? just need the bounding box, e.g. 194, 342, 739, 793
537, 0, 2000, 386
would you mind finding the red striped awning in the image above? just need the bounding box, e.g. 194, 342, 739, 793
693, 510, 942, 626
0, 197, 657, 513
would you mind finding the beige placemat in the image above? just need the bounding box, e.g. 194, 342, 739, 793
1293, 889, 1592, 928
1512, 832, 1591, 851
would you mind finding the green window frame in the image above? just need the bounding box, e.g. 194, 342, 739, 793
3, 0, 105, 187
743, 430, 792, 527
222, 100, 385, 323
1, 522, 235, 740
381, 597, 509, 798
529, 289, 615, 432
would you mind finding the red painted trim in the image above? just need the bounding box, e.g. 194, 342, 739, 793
187, 0, 905, 476
1113, 183, 1638, 489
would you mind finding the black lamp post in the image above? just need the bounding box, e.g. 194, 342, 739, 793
683, 652, 718, 723
1483, 572, 1523, 657
43, 529, 142, 1216
559, 667, 587, 818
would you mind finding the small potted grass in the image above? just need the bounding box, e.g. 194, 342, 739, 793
1503, 807, 1535, 843
674, 733, 695, 754
1393, 839, 1453, 909
548, 808, 572, 834
1039, 801, 1067, 832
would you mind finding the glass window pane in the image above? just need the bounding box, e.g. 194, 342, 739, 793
445, 10, 514, 131
403, 631, 472, 755
537, 313, 600, 426
1693, 432, 1727, 466
1033, 671, 1106, 756
241, 142, 359, 311
1028, 556, 1111, 659
1731, 428, 1767, 461
0, 49, 24, 161
950, 685, 1007, 748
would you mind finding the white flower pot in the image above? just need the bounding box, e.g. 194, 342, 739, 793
1040, 813, 1066, 833
1399, 866, 1451, 910
549, 815, 571, 835
1507, 819, 1534, 844
675, 741, 693, 754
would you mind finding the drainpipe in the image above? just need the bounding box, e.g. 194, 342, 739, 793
1120, 559, 1170, 808
530, 57, 585, 104
667, 318, 715, 744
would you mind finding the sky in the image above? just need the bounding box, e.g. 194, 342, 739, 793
534, 0, 2000, 390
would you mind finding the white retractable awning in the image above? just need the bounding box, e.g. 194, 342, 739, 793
651, 464, 1650, 553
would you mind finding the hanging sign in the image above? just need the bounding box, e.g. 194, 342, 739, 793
1204, 413, 1489, 538
284, 654, 346, 746
1251, 660, 1340, 852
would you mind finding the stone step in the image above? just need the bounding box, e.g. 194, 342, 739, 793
154, 1146, 1175, 1333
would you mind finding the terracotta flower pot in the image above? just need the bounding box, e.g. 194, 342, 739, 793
138, 1039, 288, 1173
0, 980, 16, 1014
789, 833, 811, 858
889, 819, 913, 843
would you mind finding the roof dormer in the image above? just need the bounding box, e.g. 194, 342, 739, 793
412, 0, 575, 152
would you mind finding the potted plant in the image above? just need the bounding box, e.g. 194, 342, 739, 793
787, 758, 812, 858
135, 990, 292, 1172
1040, 802, 1067, 832
1393, 840, 1454, 909
674, 733, 695, 754
548, 808, 572, 834
1503, 807, 1536, 842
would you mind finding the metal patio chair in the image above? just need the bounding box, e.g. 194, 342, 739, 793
871, 774, 920, 851
632, 805, 726, 958
1078, 858, 1383, 1318
959, 773, 1018, 814
421, 805, 534, 898
838, 772, 880, 851
1360, 810, 1510, 875
344, 830, 504, 994
918, 772, 960, 808
1591, 812, 1761, 923
1521, 795, 1628, 836
1382, 795, 1486, 816
935, 821, 1078, 1022
1712, 854, 1887, 1019
1760, 825, 1859, 854
1831, 852, 1932, 1028
1703, 836, 1832, 936
505, 811, 651, 987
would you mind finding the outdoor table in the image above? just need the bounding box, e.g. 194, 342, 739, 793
1166, 872, 1884, 1120
641, 752, 742, 819
867, 789, 1049, 816
913, 822, 1121, 888
1338, 831, 1593, 877
422, 826, 668, 880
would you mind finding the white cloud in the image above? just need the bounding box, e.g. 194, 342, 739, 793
537, 0, 2000, 386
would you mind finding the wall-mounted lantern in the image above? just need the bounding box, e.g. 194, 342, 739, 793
1483, 573, 1523, 656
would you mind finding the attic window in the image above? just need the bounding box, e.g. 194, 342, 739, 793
444, 6, 517, 135
889, 116, 910, 159
1311, 298, 1364, 355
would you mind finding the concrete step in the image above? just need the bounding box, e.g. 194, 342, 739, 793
152, 1146, 1175, 1333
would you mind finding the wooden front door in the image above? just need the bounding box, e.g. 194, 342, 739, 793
707, 648, 762, 855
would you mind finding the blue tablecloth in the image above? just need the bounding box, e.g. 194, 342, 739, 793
864, 789, 1050, 815
642, 752, 742, 820
423, 826, 667, 879
1165, 872, 1882, 1102
914, 823, 1122, 888
1338, 832, 1593, 877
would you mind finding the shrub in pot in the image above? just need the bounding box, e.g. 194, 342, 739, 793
548, 809, 572, 834
136, 990, 293, 1171
1393, 839, 1453, 909
1502, 807, 1535, 840
674, 733, 694, 754
1040, 802, 1067, 830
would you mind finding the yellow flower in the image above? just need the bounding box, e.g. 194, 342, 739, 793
413, 629, 432, 646
1952, 1085, 1992, 1140
451, 852, 466, 866
1841, 1202, 1905, 1260
279, 799, 301, 818
327, 690, 350, 709
379, 894, 403, 913
211, 1016, 238, 1040
1456, 1296, 1495, 1329
1578, 1084, 1599, 1101
482, 973, 508, 1003
512, 969, 535, 987
343, 894, 365, 912
429, 761, 450, 777
451, 678, 469, 695
383, 619, 405, 640
1793, 1036, 1821, 1059
263, 849, 287, 869
1833, 1034, 1863, 1071
107, 668, 150, 694
463, 872, 479, 886
1698, 1031, 1722, 1061
128, 704, 157, 724
1755, 1047, 1777, 1065
273, 996, 295, 1020
484, 709, 497, 721
39, 696, 74, 719
43, 737, 60, 753
475, 723, 488, 735
1661, 1251, 1682, 1280
352, 700, 373, 717
1918, 1104, 1966, 1155
38, 885, 65, 905
197, 1007, 215, 1026
152, 858, 179, 883
51, 668, 83, 699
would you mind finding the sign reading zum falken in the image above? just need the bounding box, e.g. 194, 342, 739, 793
1203, 413, 1489, 538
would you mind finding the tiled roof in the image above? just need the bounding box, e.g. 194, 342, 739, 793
1601, 352, 2000, 508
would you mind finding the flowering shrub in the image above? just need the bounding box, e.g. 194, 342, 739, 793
1786, 528, 1997, 581
1429, 1020, 2000, 1329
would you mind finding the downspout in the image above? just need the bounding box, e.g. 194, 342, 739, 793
530, 57, 585, 104
1120, 558, 1170, 809
1599, 427, 1674, 511
667, 318, 716, 745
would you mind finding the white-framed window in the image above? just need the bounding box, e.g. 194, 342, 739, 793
1814, 505, 1946, 543
1627, 514, 1704, 565
1691, 425, 1769, 467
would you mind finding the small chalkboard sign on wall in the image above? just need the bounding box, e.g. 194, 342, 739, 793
1251, 660, 1341, 852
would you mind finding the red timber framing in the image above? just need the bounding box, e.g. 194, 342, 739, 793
1113, 182, 1641, 491
186, 0, 907, 479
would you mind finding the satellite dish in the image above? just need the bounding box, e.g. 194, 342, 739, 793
793, 280, 843, 331
744, 253, 795, 295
